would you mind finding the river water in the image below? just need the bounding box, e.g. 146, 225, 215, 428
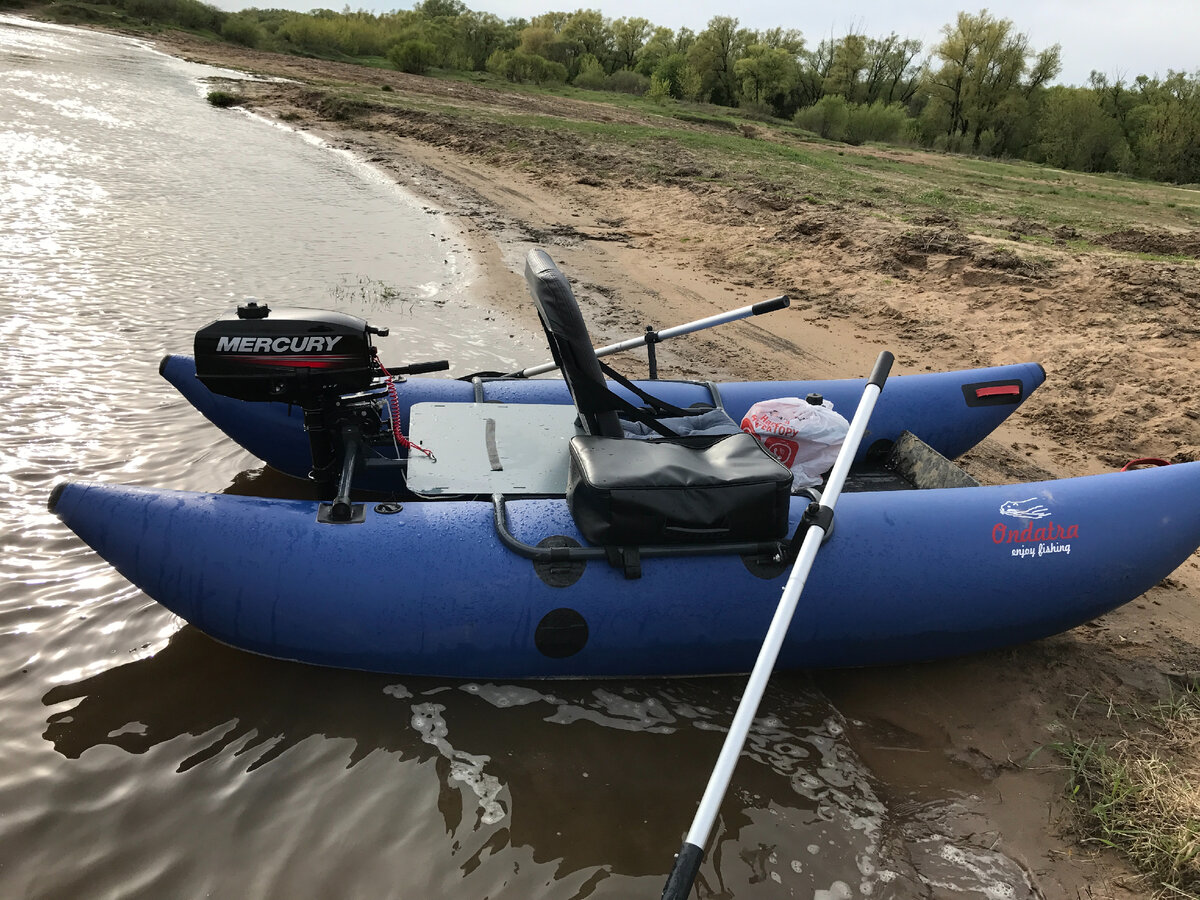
0, 17, 1031, 900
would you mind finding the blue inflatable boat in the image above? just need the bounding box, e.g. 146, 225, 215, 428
157, 353, 1048, 494
49, 250, 1200, 677
49, 461, 1200, 677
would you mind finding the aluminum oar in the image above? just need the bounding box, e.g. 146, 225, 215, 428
660, 350, 894, 900
513, 295, 789, 378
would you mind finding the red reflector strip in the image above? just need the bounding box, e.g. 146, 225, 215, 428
975, 384, 1020, 399
226, 355, 361, 369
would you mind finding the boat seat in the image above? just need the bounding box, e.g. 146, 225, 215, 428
524, 248, 740, 438
523, 248, 793, 548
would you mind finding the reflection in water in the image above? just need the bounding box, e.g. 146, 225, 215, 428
41, 628, 902, 896
222, 464, 320, 500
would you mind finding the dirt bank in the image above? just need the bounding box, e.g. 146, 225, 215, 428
168, 35, 1200, 897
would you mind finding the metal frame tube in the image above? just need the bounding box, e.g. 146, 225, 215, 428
514, 296, 789, 378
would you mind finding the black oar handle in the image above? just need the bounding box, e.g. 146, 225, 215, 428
751, 295, 790, 315
391, 360, 450, 375
868, 351, 894, 388
661, 843, 704, 900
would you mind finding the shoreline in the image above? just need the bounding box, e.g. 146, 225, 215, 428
167, 33, 1200, 898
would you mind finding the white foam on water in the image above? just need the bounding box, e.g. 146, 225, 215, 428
813, 879, 853, 900
544, 688, 678, 733
459, 683, 549, 709
408, 701, 507, 826
923, 842, 1025, 900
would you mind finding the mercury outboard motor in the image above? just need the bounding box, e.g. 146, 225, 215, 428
194, 301, 446, 521
194, 301, 381, 403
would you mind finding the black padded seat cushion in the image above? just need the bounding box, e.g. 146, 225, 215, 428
567, 432, 794, 545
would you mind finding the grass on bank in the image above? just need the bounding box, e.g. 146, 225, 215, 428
205, 89, 242, 108
1057, 685, 1200, 898
301, 77, 1200, 244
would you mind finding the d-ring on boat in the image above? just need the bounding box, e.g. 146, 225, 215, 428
50, 249, 1200, 677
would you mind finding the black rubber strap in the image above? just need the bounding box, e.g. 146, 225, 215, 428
569, 367, 682, 438
598, 360, 693, 418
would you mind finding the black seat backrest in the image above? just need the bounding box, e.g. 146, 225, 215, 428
525, 249, 623, 437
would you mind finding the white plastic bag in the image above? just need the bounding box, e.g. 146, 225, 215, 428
740, 396, 849, 489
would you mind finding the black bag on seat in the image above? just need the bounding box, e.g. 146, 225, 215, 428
567, 432, 794, 545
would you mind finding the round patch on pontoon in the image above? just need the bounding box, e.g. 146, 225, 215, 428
535, 608, 589, 659
533, 535, 586, 587
742, 552, 790, 580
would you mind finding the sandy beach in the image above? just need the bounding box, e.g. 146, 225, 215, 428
155, 33, 1200, 897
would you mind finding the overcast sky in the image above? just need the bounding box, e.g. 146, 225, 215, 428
209, 1, 1199, 87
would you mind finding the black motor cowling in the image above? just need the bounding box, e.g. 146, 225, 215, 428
194, 302, 385, 403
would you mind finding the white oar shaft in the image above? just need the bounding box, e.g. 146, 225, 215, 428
661, 351, 893, 900
683, 381, 886, 851
517, 296, 788, 378
682, 519, 827, 847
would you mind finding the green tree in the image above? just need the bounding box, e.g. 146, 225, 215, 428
688, 16, 748, 106
647, 74, 672, 103
926, 10, 1060, 152
794, 94, 849, 140
574, 53, 607, 89
605, 69, 650, 94
1036, 87, 1130, 171
734, 43, 797, 110
1089, 71, 1140, 134
927, 10, 986, 146
652, 53, 701, 100
755, 27, 804, 55
528, 11, 569, 32
634, 26, 696, 76
411, 0, 465, 18
221, 12, 263, 48
389, 39, 437, 74
862, 34, 923, 105
844, 100, 909, 144
455, 11, 510, 71
486, 48, 566, 84
519, 24, 576, 69
611, 17, 651, 71
562, 9, 614, 70
119, 0, 224, 31
1128, 72, 1200, 182
793, 38, 834, 108
823, 33, 868, 101
634, 26, 675, 75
